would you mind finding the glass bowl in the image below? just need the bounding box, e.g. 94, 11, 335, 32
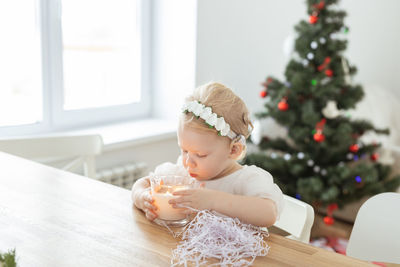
150, 174, 201, 227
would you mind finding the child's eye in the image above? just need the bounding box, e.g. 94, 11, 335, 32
197, 154, 207, 158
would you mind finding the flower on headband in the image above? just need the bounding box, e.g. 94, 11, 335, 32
187, 101, 204, 116
220, 123, 230, 136
182, 100, 233, 138
206, 113, 218, 127
215, 117, 226, 131
200, 107, 213, 121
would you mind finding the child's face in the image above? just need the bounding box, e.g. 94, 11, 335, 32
177, 123, 236, 181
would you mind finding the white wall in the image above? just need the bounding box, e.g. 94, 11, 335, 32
195, 0, 400, 122
196, 0, 302, 111
152, 0, 197, 119
342, 0, 400, 99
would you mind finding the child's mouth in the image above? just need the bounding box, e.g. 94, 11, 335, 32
189, 173, 198, 178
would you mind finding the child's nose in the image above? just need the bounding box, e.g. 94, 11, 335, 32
185, 155, 196, 168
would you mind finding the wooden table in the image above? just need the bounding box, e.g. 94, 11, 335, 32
0, 152, 373, 266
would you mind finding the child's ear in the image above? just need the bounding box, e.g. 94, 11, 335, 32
229, 142, 244, 159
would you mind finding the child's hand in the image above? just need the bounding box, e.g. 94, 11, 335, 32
138, 188, 158, 221
132, 176, 158, 221
169, 187, 218, 212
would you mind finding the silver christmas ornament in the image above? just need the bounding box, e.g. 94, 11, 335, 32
310, 41, 318, 49
297, 152, 305, 159
330, 32, 338, 39
307, 52, 314, 60
307, 159, 314, 166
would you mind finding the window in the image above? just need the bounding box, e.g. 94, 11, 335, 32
0, 0, 150, 136
0, 1, 43, 127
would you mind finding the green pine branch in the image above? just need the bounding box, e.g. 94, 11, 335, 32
0, 249, 17, 267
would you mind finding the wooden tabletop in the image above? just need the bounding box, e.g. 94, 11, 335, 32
0, 152, 373, 266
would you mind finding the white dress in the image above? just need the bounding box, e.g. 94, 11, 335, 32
145, 160, 285, 219
204, 165, 284, 219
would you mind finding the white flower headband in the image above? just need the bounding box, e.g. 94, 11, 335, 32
182, 100, 246, 144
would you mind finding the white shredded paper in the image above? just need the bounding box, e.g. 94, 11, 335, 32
166, 210, 270, 267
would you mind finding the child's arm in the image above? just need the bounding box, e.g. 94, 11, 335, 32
171, 189, 277, 227
131, 177, 158, 221
214, 191, 277, 227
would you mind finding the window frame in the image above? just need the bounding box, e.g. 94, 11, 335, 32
0, 0, 151, 136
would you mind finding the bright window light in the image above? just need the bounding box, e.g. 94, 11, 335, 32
0, 1, 42, 126
0, 0, 151, 136
61, 0, 141, 110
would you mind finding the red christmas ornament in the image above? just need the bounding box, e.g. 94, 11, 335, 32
259, 90, 268, 98
327, 203, 338, 213
278, 98, 289, 111
309, 15, 318, 24
325, 69, 333, 77
323, 216, 334, 225
318, 57, 331, 71
324, 202, 338, 225
349, 144, 359, 153
313, 119, 327, 143
313, 131, 325, 142
314, 1, 325, 10
370, 153, 379, 161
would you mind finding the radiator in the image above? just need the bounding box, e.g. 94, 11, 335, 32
96, 162, 147, 189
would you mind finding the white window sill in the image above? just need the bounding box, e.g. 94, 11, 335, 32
66, 118, 178, 152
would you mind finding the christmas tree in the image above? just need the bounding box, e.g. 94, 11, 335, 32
245, 0, 400, 223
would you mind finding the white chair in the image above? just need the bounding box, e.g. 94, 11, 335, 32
346, 192, 400, 264
273, 194, 315, 243
0, 135, 103, 178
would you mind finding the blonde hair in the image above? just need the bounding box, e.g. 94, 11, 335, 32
181, 82, 253, 141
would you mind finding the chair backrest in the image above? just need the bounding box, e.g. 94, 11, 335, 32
273, 194, 315, 243
346, 192, 400, 264
0, 135, 103, 178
